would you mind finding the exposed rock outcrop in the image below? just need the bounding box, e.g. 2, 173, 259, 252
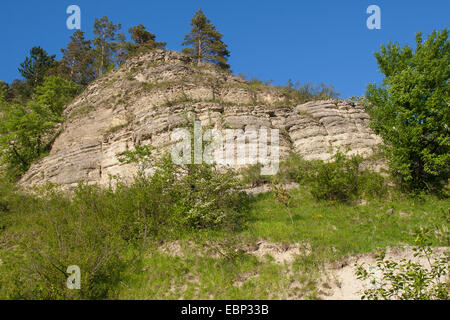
19, 50, 382, 190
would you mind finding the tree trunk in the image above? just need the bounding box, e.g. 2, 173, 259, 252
99, 44, 104, 77
197, 38, 202, 66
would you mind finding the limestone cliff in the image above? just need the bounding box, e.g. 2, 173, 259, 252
19, 50, 382, 190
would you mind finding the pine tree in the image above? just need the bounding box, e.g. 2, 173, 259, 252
61, 30, 95, 85
182, 9, 230, 70
114, 31, 128, 66
129, 24, 156, 46
18, 47, 56, 88
128, 24, 166, 53
93, 16, 122, 77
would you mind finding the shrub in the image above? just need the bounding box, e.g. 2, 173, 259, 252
280, 80, 339, 105
178, 163, 248, 230
240, 152, 387, 202
359, 170, 387, 198
309, 151, 387, 202
355, 230, 449, 300
119, 149, 249, 232
275, 153, 317, 184
0, 184, 130, 299
310, 152, 362, 202
240, 164, 272, 188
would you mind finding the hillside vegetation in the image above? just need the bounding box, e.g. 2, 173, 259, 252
0, 9, 448, 300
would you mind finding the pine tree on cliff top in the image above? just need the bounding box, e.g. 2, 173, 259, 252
182, 9, 230, 70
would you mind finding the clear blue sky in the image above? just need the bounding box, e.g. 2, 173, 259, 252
1, 0, 448, 98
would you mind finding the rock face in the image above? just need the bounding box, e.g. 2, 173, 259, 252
19, 50, 382, 190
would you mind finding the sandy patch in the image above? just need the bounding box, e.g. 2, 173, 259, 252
243, 240, 311, 264
320, 246, 449, 300
158, 239, 309, 264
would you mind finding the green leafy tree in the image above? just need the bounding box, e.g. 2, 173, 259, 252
182, 9, 230, 70
35, 76, 81, 116
18, 47, 56, 88
93, 16, 122, 77
0, 100, 57, 177
61, 30, 96, 85
0, 76, 80, 178
365, 28, 449, 190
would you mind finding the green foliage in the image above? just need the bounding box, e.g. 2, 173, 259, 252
274, 153, 318, 184
365, 28, 450, 191
281, 80, 340, 105
240, 152, 387, 202
356, 230, 449, 300
0, 81, 8, 101
309, 152, 362, 202
128, 24, 166, 52
0, 184, 131, 299
307, 151, 387, 202
129, 24, 156, 45
0, 163, 448, 299
240, 164, 272, 188
0, 147, 249, 298
182, 8, 230, 70
61, 30, 96, 85
272, 182, 294, 225
0, 77, 80, 178
18, 46, 56, 88
179, 163, 248, 230
0, 100, 57, 177
120, 147, 248, 231
35, 76, 82, 116
7, 79, 33, 104
93, 16, 124, 77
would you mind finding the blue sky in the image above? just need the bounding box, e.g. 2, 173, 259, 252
1, 0, 448, 98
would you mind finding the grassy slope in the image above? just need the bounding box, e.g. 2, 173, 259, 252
117, 187, 449, 299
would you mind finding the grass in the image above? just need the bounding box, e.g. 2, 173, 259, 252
118, 243, 319, 300
111, 184, 448, 299
68, 104, 95, 119
140, 81, 175, 91
103, 123, 129, 138
241, 187, 448, 255
0, 155, 448, 300
0, 189, 447, 300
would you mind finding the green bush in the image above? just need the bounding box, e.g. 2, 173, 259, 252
309, 152, 361, 202
178, 163, 248, 230
240, 164, 272, 188
275, 153, 317, 184
119, 150, 249, 232
0, 150, 249, 299
240, 152, 388, 202
309, 151, 387, 202
240, 154, 318, 188
356, 230, 449, 300
0, 183, 132, 299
